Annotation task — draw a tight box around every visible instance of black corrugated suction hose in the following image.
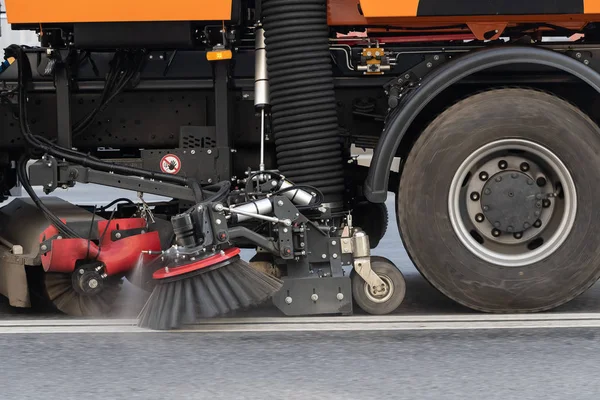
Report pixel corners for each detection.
[262,0,345,203]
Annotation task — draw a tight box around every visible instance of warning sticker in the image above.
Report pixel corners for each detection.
[160,154,182,174]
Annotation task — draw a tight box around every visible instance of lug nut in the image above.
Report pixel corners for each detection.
[534,219,542,228]
[543,199,551,208]
[520,162,530,172]
[514,232,523,239]
[475,213,485,223]
[479,172,489,181]
[470,192,480,201]
[498,160,508,170]
[537,177,547,187]
[492,229,501,237]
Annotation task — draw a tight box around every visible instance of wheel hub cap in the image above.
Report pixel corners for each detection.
[481,171,542,233]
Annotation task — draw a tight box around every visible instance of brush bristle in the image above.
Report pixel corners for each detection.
[137,258,283,330]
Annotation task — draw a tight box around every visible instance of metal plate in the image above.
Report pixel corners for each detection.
[273,276,353,317]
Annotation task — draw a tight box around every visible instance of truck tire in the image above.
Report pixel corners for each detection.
[397,88,600,312]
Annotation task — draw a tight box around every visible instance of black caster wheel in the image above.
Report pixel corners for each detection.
[351,256,406,315]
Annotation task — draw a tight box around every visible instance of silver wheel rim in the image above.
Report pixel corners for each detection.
[448,139,577,267]
[364,274,394,303]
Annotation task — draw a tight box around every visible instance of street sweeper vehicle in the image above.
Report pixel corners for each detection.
[2,0,600,328]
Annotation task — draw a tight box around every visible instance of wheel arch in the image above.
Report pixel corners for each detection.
[364,45,600,203]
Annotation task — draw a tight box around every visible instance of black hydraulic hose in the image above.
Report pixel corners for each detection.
[7,45,213,203]
[262,0,345,203]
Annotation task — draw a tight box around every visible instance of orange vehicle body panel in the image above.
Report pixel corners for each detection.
[5,0,233,24]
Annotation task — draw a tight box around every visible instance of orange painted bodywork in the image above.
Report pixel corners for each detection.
[5,0,233,24]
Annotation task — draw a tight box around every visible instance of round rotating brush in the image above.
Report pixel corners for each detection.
[137,248,283,330]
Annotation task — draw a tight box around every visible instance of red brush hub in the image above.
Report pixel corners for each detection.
[39,218,162,276]
[152,247,241,280]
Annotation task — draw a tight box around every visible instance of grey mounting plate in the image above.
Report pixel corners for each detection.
[273,276,353,317]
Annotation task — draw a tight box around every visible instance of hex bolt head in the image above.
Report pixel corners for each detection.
[115,232,122,239]
[311,294,319,302]
[514,232,523,239]
[534,220,542,228]
[543,199,551,208]
[523,222,531,229]
[479,172,489,181]
[536,201,542,208]
[277,200,284,206]
[484,188,492,195]
[321,254,327,259]
[285,296,293,305]
[470,192,480,201]
[496,176,503,182]
[475,213,485,223]
[536,194,543,200]
[492,229,501,237]
[494,221,501,228]
[527,179,534,185]
[40,244,48,251]
[331,240,337,246]
[511,173,518,179]
[207,149,213,155]
[535,210,541,217]
[498,160,508,170]
[337,293,345,301]
[332,253,338,259]
[507,226,514,232]
[79,269,85,275]
[216,219,222,225]
[88,279,98,289]
[483,205,490,211]
[520,162,530,172]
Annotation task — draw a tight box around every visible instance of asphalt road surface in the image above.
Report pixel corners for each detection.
[2,187,600,399]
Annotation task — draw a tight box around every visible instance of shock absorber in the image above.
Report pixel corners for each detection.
[255,25,269,173]
[261,0,345,204]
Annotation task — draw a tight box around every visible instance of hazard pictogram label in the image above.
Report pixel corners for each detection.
[160,154,182,174]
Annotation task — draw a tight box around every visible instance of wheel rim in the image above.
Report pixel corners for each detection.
[364,274,394,303]
[448,139,577,267]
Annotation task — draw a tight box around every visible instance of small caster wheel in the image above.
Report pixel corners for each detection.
[351,256,406,315]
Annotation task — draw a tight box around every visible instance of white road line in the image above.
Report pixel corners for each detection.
[2,313,600,333]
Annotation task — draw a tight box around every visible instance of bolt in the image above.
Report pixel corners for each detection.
[585,59,590,65]
[434,55,440,61]
[322,254,327,259]
[40,244,49,252]
[277,200,284,206]
[216,219,222,225]
[331,240,337,246]
[375,51,381,57]
[57,236,62,240]
[271,180,278,187]
[332,253,338,259]
[208,179,213,184]
[527,179,534,185]
[537,177,547,187]
[96,266,103,272]
[511,173,518,179]
[300,242,305,248]
[543,199,551,208]
[492,229,501,237]
[514,232,523,239]
[311,294,319,302]
[479,172,489,181]
[207,149,212,155]
[404,74,410,79]
[535,210,541,217]
[285,296,293,305]
[426,62,433,68]
[483,205,490,211]
[88,279,98,289]
[283,228,288,233]
[191,150,196,155]
[536,201,543,208]
[140,230,146,234]
[484,188,492,195]
[536,194,543,200]
[496,176,503,182]
[576,52,582,58]
[498,160,508,170]
[534,219,542,228]
[524,222,531,229]
[494,221,501,228]
[520,162,530,172]
[79,269,85,275]
[470,192,480,201]
[367,51,372,57]
[115,232,122,239]
[507,226,514,232]
[243,93,250,99]
[475,213,485,223]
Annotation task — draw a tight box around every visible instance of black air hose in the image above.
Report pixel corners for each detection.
[262,0,345,203]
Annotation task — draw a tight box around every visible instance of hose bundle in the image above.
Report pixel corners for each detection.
[262,0,345,203]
